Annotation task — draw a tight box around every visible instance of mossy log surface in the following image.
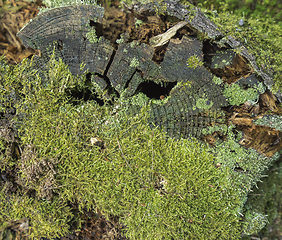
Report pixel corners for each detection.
[17,1,281,143]
[0,0,279,239]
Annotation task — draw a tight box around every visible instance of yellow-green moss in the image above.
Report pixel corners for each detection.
[0,189,73,239]
[187,55,204,69]
[0,55,242,239]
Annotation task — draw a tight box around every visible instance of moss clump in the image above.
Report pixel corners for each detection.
[0,54,242,239]
[187,55,204,69]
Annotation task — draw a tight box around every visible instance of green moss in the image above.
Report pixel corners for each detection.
[187,55,204,69]
[0,55,242,239]
[0,188,73,238]
[193,0,282,26]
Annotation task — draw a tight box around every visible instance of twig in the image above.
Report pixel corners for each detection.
[3,22,22,51]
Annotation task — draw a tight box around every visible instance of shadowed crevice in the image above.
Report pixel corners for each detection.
[137,80,177,99]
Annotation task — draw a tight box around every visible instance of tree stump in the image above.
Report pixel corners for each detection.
[17,1,282,155]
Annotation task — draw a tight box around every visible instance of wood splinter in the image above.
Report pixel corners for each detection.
[149,21,188,48]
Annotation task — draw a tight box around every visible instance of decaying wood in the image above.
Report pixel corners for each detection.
[16,1,281,157]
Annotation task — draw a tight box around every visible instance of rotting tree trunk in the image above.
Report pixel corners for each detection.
[0,0,278,238]
[16,1,282,158]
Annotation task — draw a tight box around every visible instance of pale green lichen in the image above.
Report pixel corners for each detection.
[212,76,223,85]
[253,114,282,131]
[223,83,259,106]
[256,82,266,94]
[135,18,143,28]
[86,28,100,43]
[242,211,269,235]
[242,152,282,238]
[202,124,228,135]
[194,97,213,110]
[116,33,129,45]
[211,125,273,201]
[129,57,140,68]
[130,41,139,48]
[116,38,125,44]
